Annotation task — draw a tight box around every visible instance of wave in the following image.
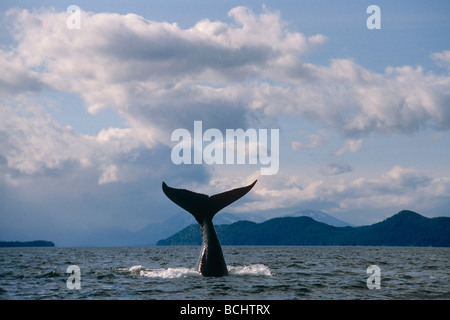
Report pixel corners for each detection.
[119,264,271,279]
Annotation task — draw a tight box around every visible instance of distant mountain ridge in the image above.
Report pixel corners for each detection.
[157,210,450,247]
[128,209,346,245]
[283,209,354,227]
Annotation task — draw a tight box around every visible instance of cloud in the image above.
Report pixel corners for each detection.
[233,166,450,224]
[0,99,138,180]
[1,6,332,181]
[431,50,450,70]
[6,7,323,88]
[0,50,43,94]
[0,101,90,176]
[291,133,326,151]
[384,166,432,189]
[1,6,447,174]
[4,7,450,144]
[333,139,362,156]
[320,162,353,176]
[3,7,325,150]
[98,164,118,184]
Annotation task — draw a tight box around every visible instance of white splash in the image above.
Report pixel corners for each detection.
[228,264,272,276]
[140,267,199,279]
[122,264,272,278]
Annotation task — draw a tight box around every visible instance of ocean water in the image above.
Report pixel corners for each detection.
[0,246,449,300]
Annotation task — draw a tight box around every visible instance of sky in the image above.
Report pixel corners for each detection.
[1,1,449,246]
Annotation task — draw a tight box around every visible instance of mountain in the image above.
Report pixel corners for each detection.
[83,210,343,246]
[283,209,354,227]
[0,240,55,247]
[157,210,450,247]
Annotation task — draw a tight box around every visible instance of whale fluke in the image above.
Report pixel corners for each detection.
[162,180,257,223]
[162,180,257,277]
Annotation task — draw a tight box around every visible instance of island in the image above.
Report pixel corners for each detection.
[0,240,55,247]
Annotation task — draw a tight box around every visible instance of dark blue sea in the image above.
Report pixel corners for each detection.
[0,246,449,300]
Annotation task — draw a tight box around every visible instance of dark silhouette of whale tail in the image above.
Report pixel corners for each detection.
[162,180,257,224]
[162,180,257,277]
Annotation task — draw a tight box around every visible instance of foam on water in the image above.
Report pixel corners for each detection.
[228,264,272,276]
[141,267,199,279]
[122,264,272,278]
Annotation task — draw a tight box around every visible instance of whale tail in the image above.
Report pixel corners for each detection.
[162,180,257,224]
[162,180,257,277]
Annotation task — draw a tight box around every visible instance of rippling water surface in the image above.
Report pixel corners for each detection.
[0,246,449,300]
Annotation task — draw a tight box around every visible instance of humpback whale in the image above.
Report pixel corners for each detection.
[162,180,257,277]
